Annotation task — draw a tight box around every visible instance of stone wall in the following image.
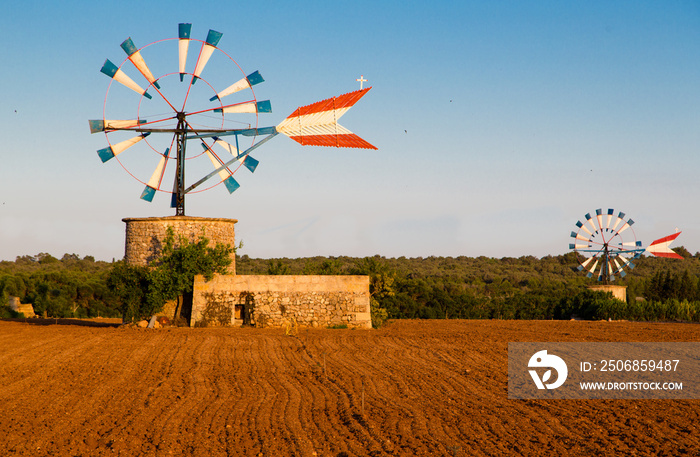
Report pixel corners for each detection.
[589,285,627,302]
[123,216,237,274]
[191,275,371,329]
[8,296,35,318]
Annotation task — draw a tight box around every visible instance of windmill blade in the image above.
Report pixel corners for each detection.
[140,148,170,202]
[170,176,178,208]
[210,71,264,101]
[89,119,146,134]
[97,133,150,162]
[214,100,272,114]
[178,23,192,81]
[617,255,635,272]
[100,59,152,99]
[616,219,634,235]
[202,142,240,193]
[276,87,377,149]
[613,255,628,278]
[595,209,604,232]
[595,259,609,281]
[570,231,589,242]
[584,213,598,235]
[645,232,683,259]
[211,138,259,172]
[121,38,160,89]
[604,208,614,230]
[612,256,625,275]
[610,211,625,232]
[587,259,599,278]
[606,261,615,281]
[576,220,593,236]
[578,256,596,271]
[191,29,222,84]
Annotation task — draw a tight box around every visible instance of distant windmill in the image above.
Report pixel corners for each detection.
[569,208,682,284]
[90,23,376,216]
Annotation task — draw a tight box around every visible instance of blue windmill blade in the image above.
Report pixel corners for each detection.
[178,23,192,82]
[89,119,146,134]
[96,133,150,162]
[191,29,223,84]
[210,71,265,101]
[140,148,170,202]
[121,37,161,89]
[201,142,241,194]
[214,100,272,114]
[100,59,151,99]
[243,155,259,173]
[211,137,259,173]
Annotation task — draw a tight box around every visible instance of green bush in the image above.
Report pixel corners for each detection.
[106,228,233,322]
[0,305,22,319]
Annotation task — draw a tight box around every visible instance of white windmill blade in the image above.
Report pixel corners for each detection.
[97,133,150,162]
[89,119,146,133]
[604,208,614,230]
[210,71,264,101]
[140,148,170,202]
[644,231,683,259]
[570,231,589,242]
[201,142,240,193]
[603,261,614,281]
[612,256,624,273]
[577,256,596,271]
[614,255,631,277]
[587,259,599,278]
[121,38,160,89]
[178,23,191,81]
[616,218,634,235]
[191,29,222,84]
[617,255,632,269]
[583,213,597,235]
[214,100,272,114]
[100,59,151,99]
[576,220,593,236]
[595,208,605,232]
[212,137,239,155]
[211,138,259,173]
[610,211,625,231]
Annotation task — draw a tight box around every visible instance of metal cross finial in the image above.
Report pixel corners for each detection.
[356,74,367,89]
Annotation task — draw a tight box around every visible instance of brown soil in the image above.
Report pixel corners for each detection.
[1,319,699,456]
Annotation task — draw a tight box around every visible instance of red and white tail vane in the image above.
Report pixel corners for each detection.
[276,87,377,150]
[645,231,684,259]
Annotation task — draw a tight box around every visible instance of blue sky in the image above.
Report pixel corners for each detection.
[1,1,699,261]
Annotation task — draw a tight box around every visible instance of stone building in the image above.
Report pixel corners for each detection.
[123,216,371,329]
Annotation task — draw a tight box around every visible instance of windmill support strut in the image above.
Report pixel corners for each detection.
[185,131,279,194]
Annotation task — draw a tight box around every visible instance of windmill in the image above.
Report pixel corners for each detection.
[90,24,376,216]
[569,208,682,284]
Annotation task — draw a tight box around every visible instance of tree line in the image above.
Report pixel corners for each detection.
[3,246,700,323]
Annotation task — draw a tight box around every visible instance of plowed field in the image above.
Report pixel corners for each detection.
[1,319,699,456]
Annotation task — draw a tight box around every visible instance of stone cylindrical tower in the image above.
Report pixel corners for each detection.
[123,216,237,274]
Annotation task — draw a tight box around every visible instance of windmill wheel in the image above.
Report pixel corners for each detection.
[90,24,269,214]
[569,208,644,283]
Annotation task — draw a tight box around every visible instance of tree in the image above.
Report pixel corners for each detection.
[147,228,233,322]
[352,256,395,328]
[267,259,291,275]
[107,228,233,323]
[106,262,151,322]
